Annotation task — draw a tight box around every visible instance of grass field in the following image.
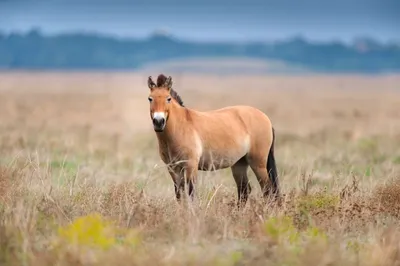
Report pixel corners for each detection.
[1,72,400,265]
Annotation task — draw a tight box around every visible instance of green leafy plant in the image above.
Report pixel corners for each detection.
[55,213,140,250]
[296,193,340,212]
[262,215,329,259]
[213,251,243,266]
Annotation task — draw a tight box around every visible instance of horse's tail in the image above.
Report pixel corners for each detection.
[267,126,280,197]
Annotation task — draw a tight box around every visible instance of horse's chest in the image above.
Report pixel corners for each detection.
[158,143,188,164]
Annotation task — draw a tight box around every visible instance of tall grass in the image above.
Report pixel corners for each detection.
[1,72,400,265]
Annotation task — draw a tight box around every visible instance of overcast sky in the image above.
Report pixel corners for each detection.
[0,0,399,43]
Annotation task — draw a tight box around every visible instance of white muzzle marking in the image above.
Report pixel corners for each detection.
[153,112,166,120]
[152,112,167,132]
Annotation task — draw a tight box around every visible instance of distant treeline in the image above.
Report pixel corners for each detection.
[0,29,399,73]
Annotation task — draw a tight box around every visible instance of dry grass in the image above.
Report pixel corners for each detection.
[1,72,400,265]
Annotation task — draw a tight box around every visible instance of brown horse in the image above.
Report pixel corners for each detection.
[147,74,280,206]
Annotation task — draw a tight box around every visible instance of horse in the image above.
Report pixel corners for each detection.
[146,74,280,207]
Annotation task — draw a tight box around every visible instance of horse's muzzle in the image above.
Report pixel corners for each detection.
[153,117,166,132]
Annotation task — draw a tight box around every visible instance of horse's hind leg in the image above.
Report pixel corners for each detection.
[248,155,279,202]
[231,157,251,207]
[248,127,280,202]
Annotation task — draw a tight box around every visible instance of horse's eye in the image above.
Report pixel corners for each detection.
[167,97,172,103]
[148,97,153,102]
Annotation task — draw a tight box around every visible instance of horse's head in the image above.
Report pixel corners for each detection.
[147,74,174,132]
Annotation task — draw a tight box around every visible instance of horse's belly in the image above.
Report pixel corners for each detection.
[196,133,250,171]
[197,152,243,171]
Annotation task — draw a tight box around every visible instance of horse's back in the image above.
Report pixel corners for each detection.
[193,105,273,139]
[209,105,272,132]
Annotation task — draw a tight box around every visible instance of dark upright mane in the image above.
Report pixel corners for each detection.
[156,74,168,87]
[156,74,185,107]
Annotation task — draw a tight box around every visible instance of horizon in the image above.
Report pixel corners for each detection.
[0,0,399,44]
[1,27,398,46]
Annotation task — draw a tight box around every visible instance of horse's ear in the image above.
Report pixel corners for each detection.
[164,76,173,91]
[148,76,156,90]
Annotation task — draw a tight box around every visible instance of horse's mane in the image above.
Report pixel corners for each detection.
[156,74,185,107]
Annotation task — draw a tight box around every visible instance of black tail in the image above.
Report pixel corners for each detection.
[267,127,280,197]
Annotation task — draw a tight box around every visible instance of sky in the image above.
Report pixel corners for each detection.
[0,0,399,43]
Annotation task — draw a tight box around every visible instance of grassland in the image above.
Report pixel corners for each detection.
[1,72,400,265]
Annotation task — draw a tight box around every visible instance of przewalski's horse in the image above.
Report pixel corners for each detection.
[147,74,280,206]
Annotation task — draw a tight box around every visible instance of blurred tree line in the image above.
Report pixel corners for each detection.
[0,29,399,73]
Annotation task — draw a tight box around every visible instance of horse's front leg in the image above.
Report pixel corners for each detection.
[167,165,184,202]
[184,160,198,200]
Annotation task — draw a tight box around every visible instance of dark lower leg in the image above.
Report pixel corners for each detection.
[187,179,194,199]
[237,181,251,207]
[174,181,184,201]
[168,167,184,202]
[231,159,251,207]
[184,163,197,201]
